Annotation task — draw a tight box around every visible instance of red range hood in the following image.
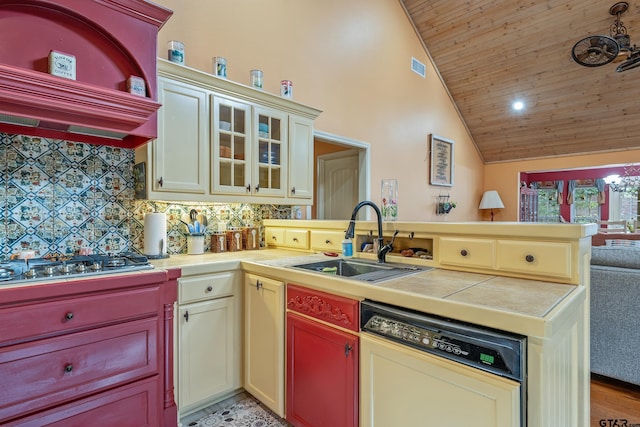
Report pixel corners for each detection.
[0,0,172,148]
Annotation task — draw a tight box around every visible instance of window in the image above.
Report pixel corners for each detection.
[608,188,638,222]
[571,187,600,223]
[536,188,560,222]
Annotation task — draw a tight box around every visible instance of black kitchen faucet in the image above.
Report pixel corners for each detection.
[344,201,396,263]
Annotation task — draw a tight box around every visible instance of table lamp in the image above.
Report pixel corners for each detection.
[479,190,504,221]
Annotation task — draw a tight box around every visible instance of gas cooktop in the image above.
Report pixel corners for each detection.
[0,252,154,285]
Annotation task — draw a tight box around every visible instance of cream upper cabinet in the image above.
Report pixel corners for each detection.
[136,59,321,205]
[252,106,288,198]
[211,95,251,195]
[138,76,208,197]
[288,115,314,200]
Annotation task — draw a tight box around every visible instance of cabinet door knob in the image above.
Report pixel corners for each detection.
[184,311,189,322]
[525,254,535,263]
[255,184,260,192]
[246,184,251,192]
[64,312,74,321]
[344,343,353,357]
[206,285,213,292]
[256,280,262,290]
[64,364,73,373]
[158,176,163,187]
[291,186,296,195]
[460,249,468,257]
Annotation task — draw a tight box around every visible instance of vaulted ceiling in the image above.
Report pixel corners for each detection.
[402,0,640,164]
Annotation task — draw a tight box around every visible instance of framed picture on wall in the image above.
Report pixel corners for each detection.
[429,134,454,186]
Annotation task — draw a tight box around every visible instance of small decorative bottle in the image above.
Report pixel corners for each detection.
[381,179,398,221]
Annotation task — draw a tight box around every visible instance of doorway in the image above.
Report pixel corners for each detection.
[313,131,369,220]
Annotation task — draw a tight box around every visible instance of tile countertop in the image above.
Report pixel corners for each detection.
[150,249,585,340]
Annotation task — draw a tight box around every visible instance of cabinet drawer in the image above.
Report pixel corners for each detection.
[179,271,235,304]
[12,376,159,427]
[285,229,309,249]
[310,230,343,252]
[439,237,495,269]
[496,240,572,279]
[0,318,158,422]
[265,228,285,247]
[286,284,359,332]
[0,286,159,346]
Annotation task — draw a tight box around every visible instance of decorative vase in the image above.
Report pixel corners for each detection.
[381,179,398,221]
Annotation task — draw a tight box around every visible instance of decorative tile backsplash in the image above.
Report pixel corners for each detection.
[0,133,291,258]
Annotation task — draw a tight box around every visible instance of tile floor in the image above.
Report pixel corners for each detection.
[180,392,291,427]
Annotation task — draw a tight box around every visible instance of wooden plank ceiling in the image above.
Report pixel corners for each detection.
[402,0,640,163]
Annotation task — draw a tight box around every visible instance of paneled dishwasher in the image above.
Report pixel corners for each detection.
[360,300,527,427]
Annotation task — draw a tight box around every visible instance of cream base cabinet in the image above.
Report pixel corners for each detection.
[244,274,285,417]
[136,76,209,198]
[177,272,241,415]
[360,333,521,427]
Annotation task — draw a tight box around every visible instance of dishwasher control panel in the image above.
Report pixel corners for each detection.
[361,300,526,382]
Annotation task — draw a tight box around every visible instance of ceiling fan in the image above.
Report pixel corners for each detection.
[571,2,640,72]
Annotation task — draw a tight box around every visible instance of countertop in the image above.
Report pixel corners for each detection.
[150,249,585,339]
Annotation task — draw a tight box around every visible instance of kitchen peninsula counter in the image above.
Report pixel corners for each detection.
[153,220,594,426]
[151,250,583,339]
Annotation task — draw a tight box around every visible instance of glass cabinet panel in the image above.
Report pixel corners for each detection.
[254,110,286,196]
[213,96,251,194]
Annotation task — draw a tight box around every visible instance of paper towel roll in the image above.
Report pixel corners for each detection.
[144,212,167,256]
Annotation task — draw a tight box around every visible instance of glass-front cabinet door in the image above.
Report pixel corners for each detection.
[212,95,251,195]
[253,107,287,197]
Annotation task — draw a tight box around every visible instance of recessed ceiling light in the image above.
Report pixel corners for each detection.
[512,101,525,111]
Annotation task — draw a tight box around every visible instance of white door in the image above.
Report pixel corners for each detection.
[360,333,521,427]
[318,150,359,219]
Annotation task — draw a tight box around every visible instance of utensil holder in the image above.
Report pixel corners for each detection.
[187,234,204,255]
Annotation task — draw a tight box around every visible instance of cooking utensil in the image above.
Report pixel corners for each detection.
[189,209,198,223]
[197,214,208,233]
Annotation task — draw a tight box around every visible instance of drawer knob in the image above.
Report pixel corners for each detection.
[525,254,535,263]
[460,249,468,257]
[64,312,74,321]
[64,364,73,373]
[206,286,213,292]
[293,237,298,242]
[325,239,331,244]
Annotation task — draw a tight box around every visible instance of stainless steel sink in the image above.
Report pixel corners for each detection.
[290,258,427,283]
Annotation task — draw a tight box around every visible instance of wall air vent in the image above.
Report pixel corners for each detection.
[411,57,426,78]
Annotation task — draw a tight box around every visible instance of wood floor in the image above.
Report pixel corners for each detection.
[591,375,640,427]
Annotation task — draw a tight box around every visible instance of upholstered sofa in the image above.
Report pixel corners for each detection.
[590,246,640,386]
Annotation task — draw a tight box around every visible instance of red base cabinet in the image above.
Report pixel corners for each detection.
[0,270,179,427]
[286,285,359,427]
